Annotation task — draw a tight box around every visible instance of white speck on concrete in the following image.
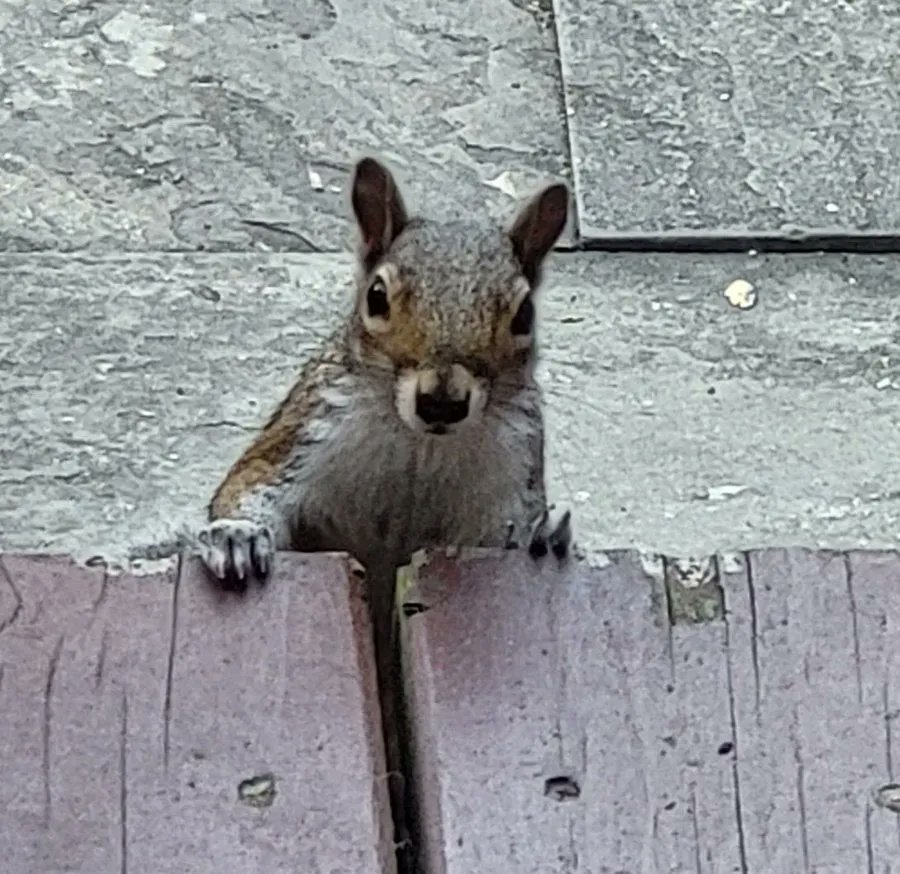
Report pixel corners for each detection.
[724,279,757,310]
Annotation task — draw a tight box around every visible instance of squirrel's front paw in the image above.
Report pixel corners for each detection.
[504,506,573,561]
[197,519,274,590]
[527,505,572,561]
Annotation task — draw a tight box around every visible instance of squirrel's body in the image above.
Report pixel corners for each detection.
[209,320,546,575]
[196,158,571,860]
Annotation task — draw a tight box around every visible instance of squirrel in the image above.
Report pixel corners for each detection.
[196,156,573,593]
[192,156,573,861]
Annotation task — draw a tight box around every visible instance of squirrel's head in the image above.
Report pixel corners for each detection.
[348,156,568,436]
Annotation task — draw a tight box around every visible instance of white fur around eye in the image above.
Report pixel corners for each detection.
[360,265,398,334]
[510,294,535,349]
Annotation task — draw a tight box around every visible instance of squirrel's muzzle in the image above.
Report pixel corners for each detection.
[396,363,487,435]
[415,387,471,432]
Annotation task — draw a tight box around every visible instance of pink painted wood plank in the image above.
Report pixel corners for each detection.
[402,547,900,872]
[726,549,900,873]
[400,548,742,873]
[0,552,394,874]
[847,551,900,859]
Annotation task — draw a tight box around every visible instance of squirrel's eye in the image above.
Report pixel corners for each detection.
[510,296,534,336]
[366,278,390,319]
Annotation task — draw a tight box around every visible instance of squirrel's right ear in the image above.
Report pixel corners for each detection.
[351,157,409,272]
[508,183,568,285]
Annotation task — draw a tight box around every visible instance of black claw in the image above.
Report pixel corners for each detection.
[551,538,568,560]
[549,510,572,560]
[250,539,270,580]
[218,570,249,593]
[529,537,548,559]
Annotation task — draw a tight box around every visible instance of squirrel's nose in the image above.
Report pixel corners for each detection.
[415,388,471,430]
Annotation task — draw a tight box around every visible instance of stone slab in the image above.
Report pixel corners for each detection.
[2,251,898,563]
[556,0,900,237]
[0,552,394,873]
[0,0,569,253]
[399,547,900,872]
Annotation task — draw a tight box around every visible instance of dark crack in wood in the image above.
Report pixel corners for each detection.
[92,568,111,614]
[792,715,811,873]
[163,552,182,769]
[690,787,703,874]
[651,553,677,684]
[43,635,64,827]
[843,554,864,705]
[723,602,750,874]
[885,681,900,847]
[865,802,875,874]
[744,552,762,721]
[0,557,23,635]
[120,690,128,874]
[95,625,108,690]
[885,680,894,779]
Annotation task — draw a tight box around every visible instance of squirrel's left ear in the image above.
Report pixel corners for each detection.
[351,157,409,272]
[508,183,568,285]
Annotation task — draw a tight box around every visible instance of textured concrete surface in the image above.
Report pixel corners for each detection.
[2,252,899,564]
[400,547,900,873]
[0,0,569,252]
[556,0,900,237]
[0,552,394,874]
[2,252,899,563]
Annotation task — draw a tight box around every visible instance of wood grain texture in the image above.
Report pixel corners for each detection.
[400,549,740,873]
[726,549,900,873]
[400,547,900,873]
[0,552,395,874]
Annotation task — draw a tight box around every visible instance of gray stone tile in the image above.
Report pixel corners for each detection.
[1,251,899,564]
[0,0,568,252]
[557,1,900,236]
[542,251,900,555]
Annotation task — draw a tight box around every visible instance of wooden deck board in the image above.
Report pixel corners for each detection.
[2,546,897,872]
[0,553,395,874]
[400,548,900,873]
[725,549,900,871]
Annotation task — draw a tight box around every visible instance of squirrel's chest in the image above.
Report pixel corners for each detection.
[299,399,541,562]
